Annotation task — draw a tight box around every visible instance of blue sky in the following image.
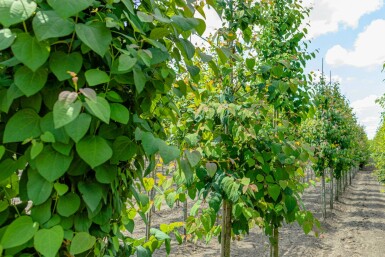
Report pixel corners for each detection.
[197,0,385,139]
[304,0,385,138]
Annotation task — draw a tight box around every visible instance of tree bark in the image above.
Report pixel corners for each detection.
[221,200,232,257]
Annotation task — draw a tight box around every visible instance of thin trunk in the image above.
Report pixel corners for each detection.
[335,178,339,201]
[146,190,152,240]
[221,200,232,257]
[183,196,188,240]
[330,170,334,209]
[321,173,326,219]
[270,225,279,257]
[349,169,352,185]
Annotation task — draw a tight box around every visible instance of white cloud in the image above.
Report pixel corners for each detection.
[325,19,385,68]
[304,0,383,38]
[351,95,382,139]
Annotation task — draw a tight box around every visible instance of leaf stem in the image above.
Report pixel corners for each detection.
[23,21,28,33]
[68,15,79,53]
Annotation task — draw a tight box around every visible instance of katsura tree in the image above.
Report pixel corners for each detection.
[0,0,207,256]
[303,79,369,214]
[174,1,319,257]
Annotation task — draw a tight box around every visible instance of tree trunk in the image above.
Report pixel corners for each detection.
[321,173,326,219]
[335,178,339,201]
[183,195,188,240]
[221,200,232,257]
[270,226,279,257]
[330,170,334,209]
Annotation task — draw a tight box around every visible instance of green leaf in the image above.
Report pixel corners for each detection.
[185,150,201,167]
[11,33,50,71]
[33,10,74,41]
[136,246,151,257]
[14,66,48,97]
[57,192,81,217]
[53,99,82,129]
[216,47,229,64]
[54,183,69,196]
[0,216,38,249]
[158,141,179,164]
[110,103,130,124]
[137,11,153,23]
[69,232,96,255]
[40,131,55,143]
[35,146,73,182]
[49,51,83,81]
[76,136,112,168]
[84,96,110,124]
[64,113,91,143]
[94,164,117,184]
[0,28,16,50]
[111,55,137,74]
[3,109,41,143]
[31,199,52,224]
[178,38,195,60]
[31,141,44,159]
[47,0,93,18]
[111,136,137,164]
[27,169,53,205]
[0,145,5,160]
[206,162,217,177]
[221,177,240,202]
[0,158,17,181]
[171,15,199,31]
[141,132,159,155]
[75,23,112,57]
[78,181,103,212]
[180,159,193,184]
[150,28,170,39]
[0,0,37,27]
[268,184,281,202]
[133,67,146,93]
[85,69,110,86]
[34,226,64,257]
[285,195,297,213]
[150,228,170,240]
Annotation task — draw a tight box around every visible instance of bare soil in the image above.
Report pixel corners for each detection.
[136,169,385,257]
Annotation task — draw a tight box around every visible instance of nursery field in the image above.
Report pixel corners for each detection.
[144,168,385,257]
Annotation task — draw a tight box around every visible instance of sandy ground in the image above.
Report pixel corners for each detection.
[135,169,385,257]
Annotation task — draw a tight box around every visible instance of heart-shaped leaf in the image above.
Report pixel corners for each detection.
[64,113,92,143]
[69,232,96,255]
[49,51,82,81]
[3,109,41,143]
[35,146,73,182]
[11,33,50,71]
[0,28,16,50]
[0,0,37,27]
[84,96,110,124]
[0,216,38,249]
[78,181,103,212]
[76,136,112,168]
[75,23,112,57]
[57,192,81,217]
[47,0,94,18]
[34,226,64,257]
[33,10,74,41]
[14,66,48,97]
[53,99,82,129]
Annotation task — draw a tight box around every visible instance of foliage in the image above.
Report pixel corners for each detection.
[301,80,369,178]
[0,0,206,255]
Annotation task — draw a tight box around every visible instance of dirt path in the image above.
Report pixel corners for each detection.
[151,169,385,256]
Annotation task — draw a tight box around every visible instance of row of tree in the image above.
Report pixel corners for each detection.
[0,0,369,256]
